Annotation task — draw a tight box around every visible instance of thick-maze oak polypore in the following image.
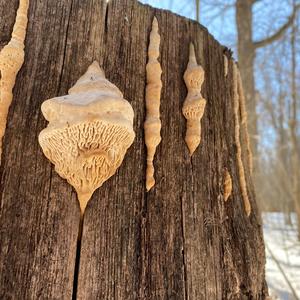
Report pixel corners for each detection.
[182,43,206,156]
[224,170,232,202]
[144,17,162,192]
[0,0,29,162]
[38,61,135,215]
[232,61,251,216]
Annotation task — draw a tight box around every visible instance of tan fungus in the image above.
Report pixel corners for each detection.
[232,61,251,216]
[0,0,29,161]
[224,54,228,77]
[144,17,162,191]
[182,42,206,156]
[237,68,253,175]
[224,170,232,202]
[39,61,135,215]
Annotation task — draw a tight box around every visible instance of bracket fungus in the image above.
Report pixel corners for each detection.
[0,0,29,161]
[182,43,206,156]
[39,61,135,216]
[144,17,162,191]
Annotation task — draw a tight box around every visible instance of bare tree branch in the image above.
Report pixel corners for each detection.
[196,0,200,22]
[266,244,300,300]
[253,4,300,48]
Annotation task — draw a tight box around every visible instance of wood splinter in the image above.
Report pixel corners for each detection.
[182,43,206,156]
[144,17,162,191]
[0,0,29,162]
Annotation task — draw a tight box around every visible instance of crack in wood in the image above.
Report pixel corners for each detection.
[72,232,83,300]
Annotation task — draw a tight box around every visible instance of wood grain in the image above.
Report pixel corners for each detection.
[0,0,268,299]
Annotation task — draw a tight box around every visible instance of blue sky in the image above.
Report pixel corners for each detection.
[139,0,237,52]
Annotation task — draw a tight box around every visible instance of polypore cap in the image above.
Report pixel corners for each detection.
[39,61,135,215]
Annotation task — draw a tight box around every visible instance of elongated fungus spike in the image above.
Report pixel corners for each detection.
[182,42,206,156]
[224,170,232,202]
[39,61,135,216]
[152,16,158,29]
[78,193,92,216]
[189,43,197,65]
[0,0,29,162]
[224,54,228,77]
[144,17,162,191]
[237,69,253,175]
[232,61,251,216]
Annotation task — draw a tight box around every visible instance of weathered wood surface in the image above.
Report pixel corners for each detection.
[0,0,80,299]
[0,0,268,299]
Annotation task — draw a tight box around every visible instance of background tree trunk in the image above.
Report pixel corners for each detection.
[235,0,299,179]
[0,0,268,299]
[289,1,300,240]
[236,0,258,167]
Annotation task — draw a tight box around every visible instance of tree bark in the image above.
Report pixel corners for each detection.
[0,0,268,299]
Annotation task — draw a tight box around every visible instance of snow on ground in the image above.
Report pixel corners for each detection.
[263,213,300,300]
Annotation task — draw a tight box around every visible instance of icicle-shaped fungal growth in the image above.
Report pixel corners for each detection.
[224,54,228,77]
[237,69,253,175]
[39,61,135,216]
[224,170,232,202]
[182,43,206,156]
[0,0,29,161]
[232,62,251,216]
[144,17,162,191]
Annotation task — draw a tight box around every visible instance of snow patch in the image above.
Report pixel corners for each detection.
[263,213,300,299]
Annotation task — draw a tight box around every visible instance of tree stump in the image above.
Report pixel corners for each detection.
[0,0,268,299]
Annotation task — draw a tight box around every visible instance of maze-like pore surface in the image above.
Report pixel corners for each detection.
[39,120,134,195]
